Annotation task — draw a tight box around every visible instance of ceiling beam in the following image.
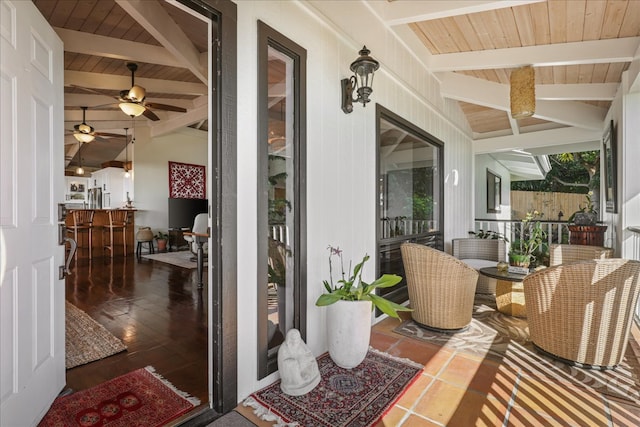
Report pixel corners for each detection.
[54,27,183,68]
[438,72,607,130]
[116,0,207,84]
[376,0,544,26]
[65,70,207,95]
[473,127,602,154]
[150,104,208,138]
[428,38,640,71]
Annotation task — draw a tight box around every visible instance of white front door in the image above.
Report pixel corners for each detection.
[0,1,65,425]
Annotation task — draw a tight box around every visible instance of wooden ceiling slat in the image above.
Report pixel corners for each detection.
[423,19,461,54]
[583,1,607,40]
[604,62,626,83]
[565,64,579,84]
[591,63,610,83]
[620,0,640,37]
[78,0,114,34]
[451,15,485,51]
[530,1,551,45]
[512,4,536,46]
[33,0,56,20]
[552,65,566,84]
[64,0,99,31]
[460,102,511,133]
[440,18,472,53]
[537,66,554,85]
[467,14,496,50]
[602,1,630,39]
[481,10,510,49]
[548,0,567,44]
[565,0,586,43]
[577,63,595,84]
[48,0,79,28]
[495,8,521,47]
[408,23,439,55]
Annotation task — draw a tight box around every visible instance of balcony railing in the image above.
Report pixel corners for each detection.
[473,219,571,248]
[628,226,640,323]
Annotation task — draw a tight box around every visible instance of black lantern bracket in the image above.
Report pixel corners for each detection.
[341,46,380,114]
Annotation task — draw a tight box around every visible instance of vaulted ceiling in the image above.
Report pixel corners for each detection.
[35,0,640,174]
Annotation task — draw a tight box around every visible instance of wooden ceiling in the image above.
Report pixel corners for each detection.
[390,0,640,141]
[33,0,640,173]
[33,0,209,173]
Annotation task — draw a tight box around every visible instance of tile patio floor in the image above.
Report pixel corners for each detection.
[236,314,640,427]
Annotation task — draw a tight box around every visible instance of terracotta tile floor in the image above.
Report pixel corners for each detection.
[237,313,640,427]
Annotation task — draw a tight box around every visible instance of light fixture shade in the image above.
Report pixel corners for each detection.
[75,166,84,175]
[127,85,146,102]
[341,46,380,113]
[73,132,95,143]
[510,65,535,119]
[119,102,146,117]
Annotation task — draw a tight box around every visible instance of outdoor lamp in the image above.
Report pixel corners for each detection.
[119,102,145,117]
[341,46,380,114]
[510,65,535,119]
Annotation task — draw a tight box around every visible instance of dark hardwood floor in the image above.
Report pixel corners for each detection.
[64,253,209,409]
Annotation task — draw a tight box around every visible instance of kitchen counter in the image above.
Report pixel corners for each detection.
[66,208,137,258]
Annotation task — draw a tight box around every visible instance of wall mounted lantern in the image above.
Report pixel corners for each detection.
[341,46,380,114]
[510,65,535,119]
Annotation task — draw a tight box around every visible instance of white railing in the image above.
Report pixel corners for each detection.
[270,224,289,246]
[628,226,640,324]
[474,219,571,248]
[380,219,438,239]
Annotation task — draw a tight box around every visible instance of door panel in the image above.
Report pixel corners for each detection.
[0,1,65,425]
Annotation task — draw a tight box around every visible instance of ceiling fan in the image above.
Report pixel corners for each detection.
[75,62,187,121]
[66,106,124,144]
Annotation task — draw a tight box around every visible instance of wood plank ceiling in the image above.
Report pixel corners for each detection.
[390,0,640,143]
[34,0,640,172]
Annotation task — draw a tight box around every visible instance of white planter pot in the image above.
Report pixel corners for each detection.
[326,300,372,369]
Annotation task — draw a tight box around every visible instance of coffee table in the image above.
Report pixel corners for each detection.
[479,267,529,318]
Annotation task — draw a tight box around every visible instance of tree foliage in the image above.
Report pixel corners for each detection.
[511,150,600,195]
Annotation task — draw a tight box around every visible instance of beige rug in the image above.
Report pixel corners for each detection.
[142,250,206,269]
[66,301,126,369]
[394,295,640,405]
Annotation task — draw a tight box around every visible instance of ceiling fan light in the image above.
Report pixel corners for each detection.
[119,102,146,117]
[75,166,84,175]
[128,85,146,102]
[73,132,95,143]
[510,65,535,119]
[76,123,93,134]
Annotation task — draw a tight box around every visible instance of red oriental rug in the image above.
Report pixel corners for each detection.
[243,348,422,427]
[39,366,199,427]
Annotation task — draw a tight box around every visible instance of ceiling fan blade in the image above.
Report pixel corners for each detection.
[144,102,187,113]
[70,85,120,101]
[94,131,126,138]
[142,108,160,121]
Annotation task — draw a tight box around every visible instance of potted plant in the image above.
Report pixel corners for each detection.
[155,231,169,252]
[509,210,546,269]
[569,191,598,226]
[315,246,411,368]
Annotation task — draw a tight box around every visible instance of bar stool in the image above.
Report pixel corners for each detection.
[103,210,129,258]
[67,210,94,259]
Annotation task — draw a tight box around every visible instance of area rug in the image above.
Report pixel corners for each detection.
[243,348,422,427]
[39,366,200,427]
[141,250,206,269]
[393,295,640,404]
[66,301,126,369]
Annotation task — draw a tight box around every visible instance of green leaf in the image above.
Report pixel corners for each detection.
[368,294,412,319]
[369,274,402,289]
[315,293,342,306]
[322,280,332,293]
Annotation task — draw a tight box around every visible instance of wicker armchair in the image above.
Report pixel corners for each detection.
[401,243,479,332]
[523,259,640,368]
[549,243,613,266]
[452,238,506,294]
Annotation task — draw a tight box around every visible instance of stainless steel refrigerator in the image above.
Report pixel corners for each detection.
[88,187,102,209]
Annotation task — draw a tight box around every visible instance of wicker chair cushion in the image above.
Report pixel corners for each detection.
[460,259,497,270]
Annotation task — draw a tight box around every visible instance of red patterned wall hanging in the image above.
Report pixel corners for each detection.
[168,161,206,199]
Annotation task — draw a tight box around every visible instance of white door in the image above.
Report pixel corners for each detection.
[0,1,66,425]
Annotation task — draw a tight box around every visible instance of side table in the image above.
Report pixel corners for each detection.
[479,267,529,318]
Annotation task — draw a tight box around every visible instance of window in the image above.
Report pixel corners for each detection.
[486,169,501,213]
[257,22,307,378]
[376,105,444,306]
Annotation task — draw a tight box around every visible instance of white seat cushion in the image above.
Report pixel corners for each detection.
[461,258,498,270]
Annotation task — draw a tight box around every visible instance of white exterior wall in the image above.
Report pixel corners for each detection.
[132,127,207,235]
[236,1,474,400]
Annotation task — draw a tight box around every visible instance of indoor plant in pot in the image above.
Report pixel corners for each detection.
[569,191,598,226]
[155,231,169,252]
[315,246,411,369]
[509,210,546,270]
